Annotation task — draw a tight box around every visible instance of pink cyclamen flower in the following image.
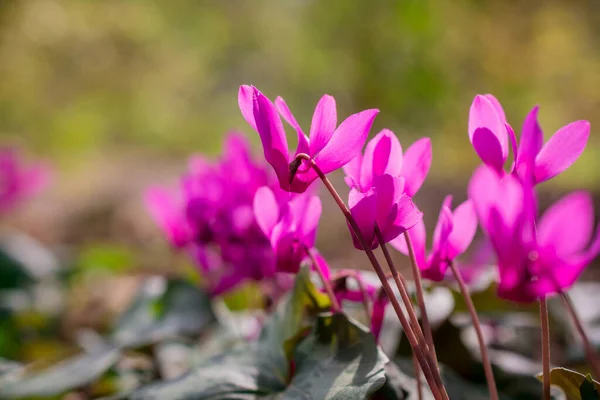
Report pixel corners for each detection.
[253,186,322,273]
[343,129,432,197]
[348,174,423,250]
[0,148,50,214]
[239,85,379,193]
[391,195,477,281]
[468,94,590,183]
[469,165,600,302]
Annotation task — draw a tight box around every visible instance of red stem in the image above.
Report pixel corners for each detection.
[412,352,424,400]
[540,297,551,400]
[404,232,439,367]
[449,261,498,400]
[561,292,600,379]
[293,153,448,400]
[331,270,372,320]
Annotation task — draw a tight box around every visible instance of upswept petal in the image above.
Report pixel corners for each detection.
[401,137,432,197]
[447,200,478,260]
[360,130,403,190]
[298,195,322,246]
[342,154,363,188]
[314,109,379,174]
[348,187,377,249]
[253,186,280,237]
[309,94,337,156]
[373,174,404,227]
[516,106,543,180]
[238,85,257,131]
[386,194,423,242]
[507,123,518,167]
[472,128,505,172]
[432,205,453,255]
[484,94,507,124]
[275,96,310,155]
[537,191,593,258]
[534,120,590,183]
[468,95,508,161]
[252,89,290,187]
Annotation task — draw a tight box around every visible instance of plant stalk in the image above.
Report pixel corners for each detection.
[560,292,600,379]
[404,232,438,366]
[293,153,448,400]
[540,297,551,400]
[449,261,498,400]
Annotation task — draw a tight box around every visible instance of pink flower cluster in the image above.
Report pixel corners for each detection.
[146,86,597,318]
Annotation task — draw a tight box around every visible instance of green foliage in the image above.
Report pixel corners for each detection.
[537,368,600,400]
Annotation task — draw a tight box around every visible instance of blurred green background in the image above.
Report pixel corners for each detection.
[1,0,599,259]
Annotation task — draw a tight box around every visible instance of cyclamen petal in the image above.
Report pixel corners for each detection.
[238,85,257,131]
[253,186,280,237]
[390,220,427,268]
[275,96,310,156]
[446,200,478,260]
[360,129,403,189]
[309,95,337,156]
[517,106,543,169]
[468,95,509,164]
[401,138,432,197]
[348,188,378,249]
[537,191,594,258]
[472,128,505,172]
[144,186,192,248]
[314,109,379,174]
[534,120,590,184]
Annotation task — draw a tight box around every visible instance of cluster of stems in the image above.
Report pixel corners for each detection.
[293,153,600,400]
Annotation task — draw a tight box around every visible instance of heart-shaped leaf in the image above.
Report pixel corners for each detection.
[537,368,600,400]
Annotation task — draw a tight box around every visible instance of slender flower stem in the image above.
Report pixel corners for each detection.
[404,232,438,366]
[540,297,551,400]
[449,261,499,400]
[304,245,341,313]
[375,228,437,363]
[331,270,372,320]
[293,153,448,400]
[560,292,600,379]
[412,352,423,400]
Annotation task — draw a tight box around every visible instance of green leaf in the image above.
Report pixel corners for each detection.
[118,269,386,400]
[112,277,217,348]
[0,346,121,399]
[536,367,600,400]
[581,375,600,400]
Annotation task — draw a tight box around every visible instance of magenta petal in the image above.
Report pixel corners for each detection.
[370,293,388,341]
[253,186,280,237]
[252,89,291,187]
[309,94,337,156]
[432,205,453,254]
[538,191,594,258]
[447,200,478,260]
[507,123,518,169]
[298,195,323,246]
[384,194,423,243]
[516,106,543,179]
[311,251,331,281]
[275,96,310,155]
[401,137,432,197]
[469,95,508,161]
[342,154,363,188]
[534,120,590,184]
[314,109,379,174]
[349,188,377,249]
[144,186,192,248]
[484,94,507,124]
[361,130,403,189]
[238,85,257,131]
[472,128,505,172]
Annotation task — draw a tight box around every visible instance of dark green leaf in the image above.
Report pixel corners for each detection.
[537,367,600,400]
[580,375,600,400]
[0,345,120,399]
[112,278,217,348]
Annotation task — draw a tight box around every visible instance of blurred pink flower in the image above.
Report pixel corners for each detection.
[468,94,590,183]
[239,85,379,193]
[391,195,477,281]
[469,165,600,302]
[253,186,322,274]
[0,148,50,214]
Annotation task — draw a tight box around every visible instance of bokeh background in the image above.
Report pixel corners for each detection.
[2,0,600,272]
